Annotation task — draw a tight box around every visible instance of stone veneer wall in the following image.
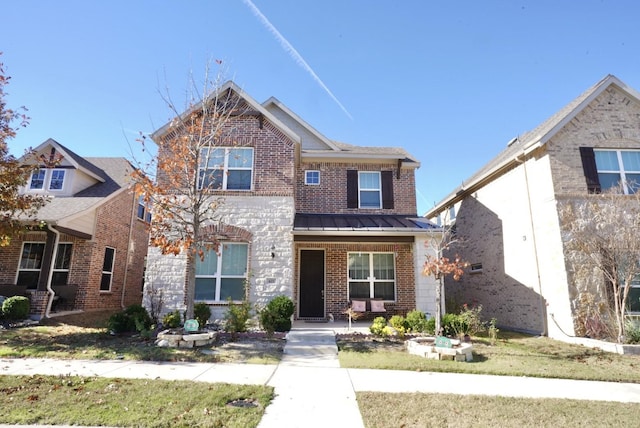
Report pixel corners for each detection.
[143,195,295,322]
[414,235,441,319]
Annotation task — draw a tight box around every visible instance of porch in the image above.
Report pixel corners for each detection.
[0,284,79,315]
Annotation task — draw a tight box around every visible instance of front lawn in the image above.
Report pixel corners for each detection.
[338,331,640,383]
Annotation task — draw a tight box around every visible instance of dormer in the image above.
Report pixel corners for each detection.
[21,139,107,197]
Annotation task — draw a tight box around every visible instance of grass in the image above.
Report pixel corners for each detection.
[357,392,640,428]
[338,330,640,383]
[0,310,283,364]
[0,374,273,428]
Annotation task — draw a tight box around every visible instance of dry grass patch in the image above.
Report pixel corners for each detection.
[357,392,640,428]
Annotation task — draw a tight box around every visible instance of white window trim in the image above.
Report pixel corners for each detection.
[29,170,46,190]
[347,251,396,301]
[304,170,321,185]
[52,243,73,284]
[48,169,66,191]
[28,168,66,192]
[136,195,152,222]
[594,149,640,194]
[195,242,248,303]
[198,147,254,191]
[358,171,382,209]
[100,247,116,292]
[16,242,46,287]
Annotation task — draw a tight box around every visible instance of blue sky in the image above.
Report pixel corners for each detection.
[3,0,640,214]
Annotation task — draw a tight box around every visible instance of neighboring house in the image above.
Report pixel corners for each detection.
[0,139,149,319]
[144,81,440,323]
[426,75,640,339]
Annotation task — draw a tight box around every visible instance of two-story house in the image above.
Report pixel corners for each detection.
[144,82,440,323]
[426,75,640,341]
[0,139,149,319]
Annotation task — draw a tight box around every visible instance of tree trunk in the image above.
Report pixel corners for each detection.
[184,251,196,320]
[435,275,443,336]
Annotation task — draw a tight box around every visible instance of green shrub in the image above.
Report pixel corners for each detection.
[194,303,211,330]
[625,318,640,344]
[441,312,460,337]
[369,316,388,336]
[389,315,407,338]
[224,299,252,336]
[108,305,153,334]
[162,310,182,329]
[425,317,436,335]
[405,310,428,333]
[2,296,30,320]
[259,295,295,334]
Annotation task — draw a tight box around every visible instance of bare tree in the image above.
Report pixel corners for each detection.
[422,220,468,335]
[560,184,640,342]
[130,60,248,319]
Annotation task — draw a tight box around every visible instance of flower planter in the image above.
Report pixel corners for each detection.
[405,336,474,362]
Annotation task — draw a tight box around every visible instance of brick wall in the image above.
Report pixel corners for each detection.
[296,161,417,214]
[293,241,416,320]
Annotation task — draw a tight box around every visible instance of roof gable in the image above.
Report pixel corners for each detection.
[26,138,107,183]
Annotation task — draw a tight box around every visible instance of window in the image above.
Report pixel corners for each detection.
[29,170,46,190]
[52,243,72,286]
[17,242,46,288]
[49,169,65,190]
[594,149,640,194]
[305,170,320,185]
[198,147,253,190]
[470,263,483,274]
[100,247,115,291]
[359,172,382,208]
[348,252,395,300]
[195,243,248,302]
[137,195,152,222]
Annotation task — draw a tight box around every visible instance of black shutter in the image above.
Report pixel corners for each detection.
[579,147,601,194]
[347,170,358,208]
[381,171,394,209]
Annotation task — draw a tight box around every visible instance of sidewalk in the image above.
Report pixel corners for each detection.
[2,321,640,428]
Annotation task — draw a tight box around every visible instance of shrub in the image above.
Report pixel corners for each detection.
[259,295,295,334]
[625,318,640,344]
[2,296,30,320]
[224,299,252,337]
[425,317,436,335]
[162,310,182,329]
[389,315,407,338]
[194,303,211,330]
[458,304,485,336]
[369,316,388,336]
[488,317,500,345]
[108,304,152,334]
[441,312,460,337]
[405,309,428,333]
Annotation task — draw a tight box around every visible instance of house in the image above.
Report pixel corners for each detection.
[144,81,441,323]
[0,139,149,319]
[426,75,640,340]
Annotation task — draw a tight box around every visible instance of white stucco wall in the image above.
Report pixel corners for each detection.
[143,195,295,322]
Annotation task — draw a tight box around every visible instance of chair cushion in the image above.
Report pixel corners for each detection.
[351,300,366,312]
[370,300,386,312]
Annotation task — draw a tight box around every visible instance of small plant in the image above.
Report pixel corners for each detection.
[625,318,640,344]
[259,295,295,335]
[108,304,153,334]
[488,317,500,345]
[389,315,407,338]
[224,298,252,338]
[193,302,211,330]
[1,296,30,320]
[369,316,388,336]
[405,309,428,333]
[425,317,436,335]
[162,310,182,329]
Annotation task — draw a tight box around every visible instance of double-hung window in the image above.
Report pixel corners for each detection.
[198,147,253,190]
[49,170,66,190]
[594,149,640,194]
[52,243,72,286]
[17,242,46,288]
[358,172,382,208]
[28,169,66,191]
[100,247,115,291]
[136,195,152,222]
[195,243,248,302]
[347,252,396,300]
[29,170,46,190]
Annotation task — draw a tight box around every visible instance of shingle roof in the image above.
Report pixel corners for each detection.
[294,213,438,233]
[329,141,419,163]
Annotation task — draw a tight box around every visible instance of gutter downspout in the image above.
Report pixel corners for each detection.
[44,223,61,318]
[121,191,137,309]
[518,152,549,336]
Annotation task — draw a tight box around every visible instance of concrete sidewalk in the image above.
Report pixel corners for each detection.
[3,321,640,428]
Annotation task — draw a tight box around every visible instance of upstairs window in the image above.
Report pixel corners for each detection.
[198,147,253,190]
[581,147,640,194]
[28,169,66,191]
[195,242,248,302]
[359,172,382,208]
[137,195,152,223]
[347,170,394,209]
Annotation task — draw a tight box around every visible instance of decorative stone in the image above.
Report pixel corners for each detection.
[405,337,473,362]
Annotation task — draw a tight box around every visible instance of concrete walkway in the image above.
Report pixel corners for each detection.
[3,321,640,428]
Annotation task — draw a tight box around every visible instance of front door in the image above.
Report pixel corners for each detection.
[299,249,325,318]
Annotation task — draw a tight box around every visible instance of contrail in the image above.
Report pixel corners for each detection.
[242,0,353,120]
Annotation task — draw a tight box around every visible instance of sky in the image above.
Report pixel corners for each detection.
[3,0,640,215]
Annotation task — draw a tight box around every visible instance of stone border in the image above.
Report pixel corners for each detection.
[156,330,218,348]
[405,337,474,362]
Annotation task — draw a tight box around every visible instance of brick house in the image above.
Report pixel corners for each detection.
[144,82,440,323]
[0,139,149,318]
[426,75,640,340]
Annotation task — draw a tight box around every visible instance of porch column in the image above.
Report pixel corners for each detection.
[37,228,56,291]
